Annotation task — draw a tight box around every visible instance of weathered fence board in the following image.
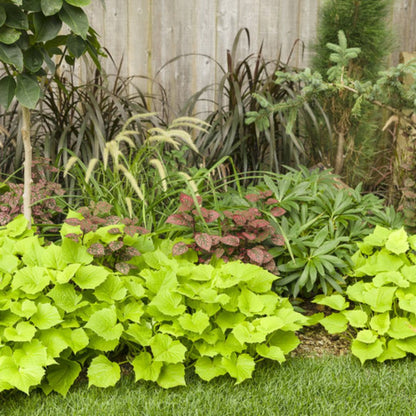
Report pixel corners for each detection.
[83,0,416,115]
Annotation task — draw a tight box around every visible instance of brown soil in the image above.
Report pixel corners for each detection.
[290,300,352,357]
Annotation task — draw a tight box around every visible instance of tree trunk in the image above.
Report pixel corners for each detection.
[334,129,345,175]
[21,106,32,228]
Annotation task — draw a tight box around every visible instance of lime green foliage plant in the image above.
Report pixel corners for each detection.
[0,214,307,395]
[263,167,402,297]
[314,225,416,364]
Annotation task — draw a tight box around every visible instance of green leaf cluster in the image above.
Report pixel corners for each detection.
[263,167,402,297]
[0,214,306,395]
[315,226,416,364]
[0,0,101,109]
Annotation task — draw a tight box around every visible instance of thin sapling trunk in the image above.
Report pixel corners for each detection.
[21,106,32,228]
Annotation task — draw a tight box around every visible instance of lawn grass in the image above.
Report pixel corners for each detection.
[1,355,416,416]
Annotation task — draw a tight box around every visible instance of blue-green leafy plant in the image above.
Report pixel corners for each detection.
[0,214,307,395]
[314,225,416,364]
[263,167,403,297]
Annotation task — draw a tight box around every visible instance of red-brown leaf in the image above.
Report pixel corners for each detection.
[271,207,286,217]
[245,193,260,202]
[271,234,285,246]
[166,213,192,227]
[195,233,213,252]
[172,241,190,256]
[220,235,240,247]
[247,247,265,264]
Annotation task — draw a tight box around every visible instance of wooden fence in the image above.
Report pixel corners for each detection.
[84,0,416,115]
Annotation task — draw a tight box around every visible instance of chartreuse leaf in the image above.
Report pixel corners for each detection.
[215,311,246,332]
[253,316,285,334]
[14,340,49,368]
[370,312,390,335]
[31,303,62,329]
[237,288,264,316]
[132,352,162,382]
[355,249,403,276]
[12,266,50,294]
[46,358,81,397]
[256,344,286,363]
[398,293,416,314]
[56,263,81,284]
[10,299,37,318]
[141,268,177,294]
[3,321,36,342]
[73,265,109,289]
[342,309,368,328]
[385,228,409,255]
[158,321,185,338]
[346,281,368,303]
[0,355,44,394]
[377,339,407,362]
[94,274,127,303]
[232,322,268,344]
[319,313,348,334]
[313,294,349,311]
[68,328,89,353]
[47,283,86,313]
[150,334,186,364]
[221,353,255,384]
[269,331,300,354]
[373,271,409,288]
[361,285,397,313]
[157,363,186,389]
[205,334,245,358]
[400,265,416,283]
[197,288,229,305]
[194,356,226,381]
[362,226,392,248]
[395,336,416,355]
[85,307,123,341]
[88,355,120,388]
[351,338,384,364]
[61,237,93,265]
[38,328,70,358]
[118,301,144,323]
[356,330,378,344]
[125,323,153,346]
[148,289,186,317]
[41,243,67,270]
[87,333,118,352]
[387,317,416,339]
[178,310,210,334]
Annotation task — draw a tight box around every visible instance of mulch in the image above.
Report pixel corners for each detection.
[290,299,351,357]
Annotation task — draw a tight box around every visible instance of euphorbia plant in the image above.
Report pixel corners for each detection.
[0,0,101,227]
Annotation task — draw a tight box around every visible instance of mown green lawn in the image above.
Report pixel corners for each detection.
[1,355,416,416]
